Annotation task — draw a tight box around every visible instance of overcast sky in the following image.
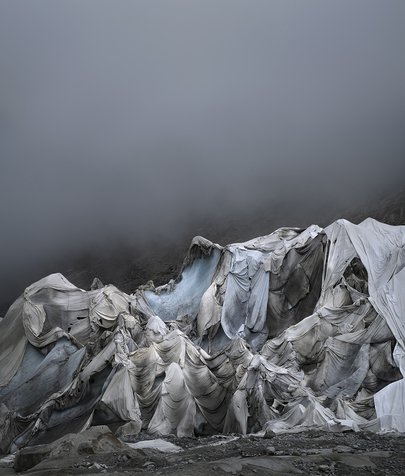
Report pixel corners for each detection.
[0,1,404,302]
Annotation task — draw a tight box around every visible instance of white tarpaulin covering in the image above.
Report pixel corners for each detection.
[322,219,405,432]
[0,218,404,453]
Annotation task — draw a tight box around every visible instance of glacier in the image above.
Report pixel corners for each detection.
[1,218,405,453]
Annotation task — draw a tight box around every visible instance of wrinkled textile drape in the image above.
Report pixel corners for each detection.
[1,219,405,453]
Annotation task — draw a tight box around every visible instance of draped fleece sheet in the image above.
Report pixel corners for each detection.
[1,218,405,453]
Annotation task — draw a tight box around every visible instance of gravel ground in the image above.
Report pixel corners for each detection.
[1,430,405,476]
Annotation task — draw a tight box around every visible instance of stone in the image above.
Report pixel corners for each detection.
[14,426,125,473]
[334,445,354,453]
[78,441,95,455]
[264,429,276,439]
[115,420,142,439]
[14,445,51,473]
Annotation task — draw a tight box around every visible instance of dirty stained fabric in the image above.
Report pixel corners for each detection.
[0,218,405,453]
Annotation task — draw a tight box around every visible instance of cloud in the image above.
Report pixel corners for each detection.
[0,1,404,307]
